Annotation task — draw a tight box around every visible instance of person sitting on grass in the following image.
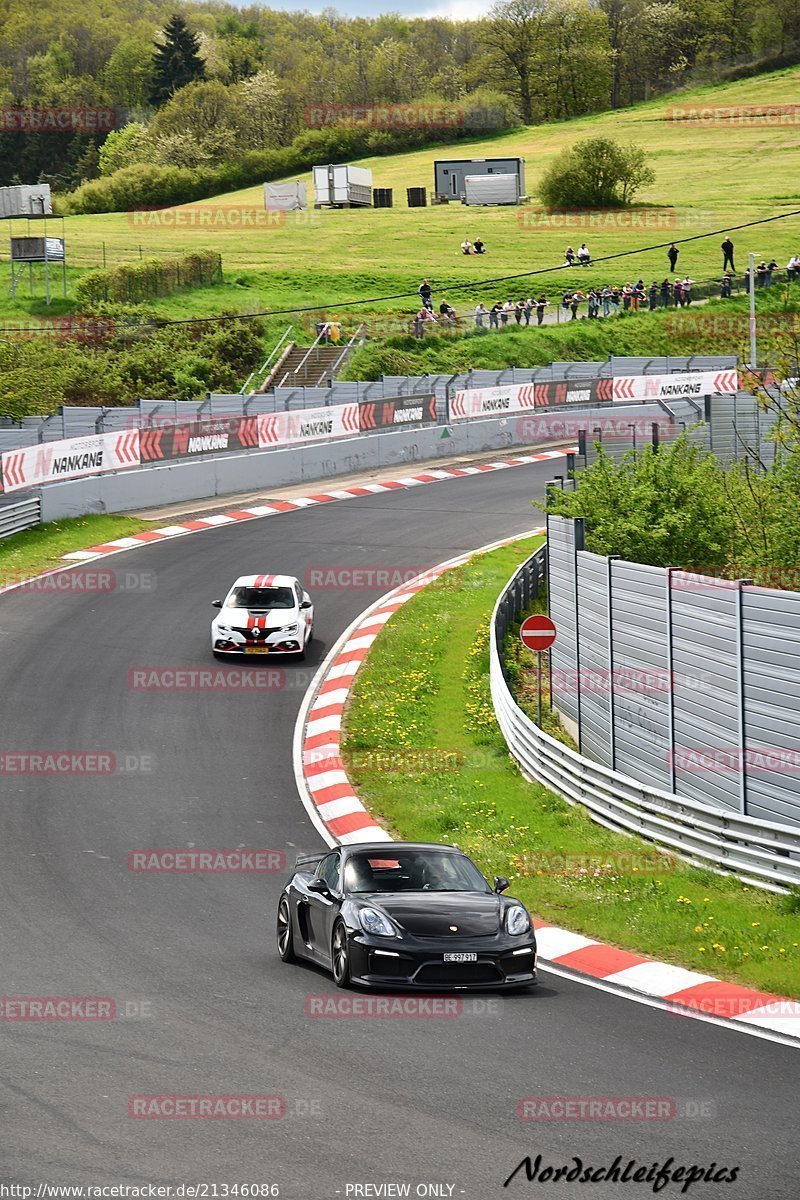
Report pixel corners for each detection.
[473,237,485,254]
[577,243,591,265]
[461,238,472,255]
[439,298,458,323]
[564,245,576,266]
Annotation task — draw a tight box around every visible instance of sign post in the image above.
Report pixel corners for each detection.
[520,615,557,728]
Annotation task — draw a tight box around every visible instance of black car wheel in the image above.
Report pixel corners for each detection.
[331,921,350,988]
[277,896,296,963]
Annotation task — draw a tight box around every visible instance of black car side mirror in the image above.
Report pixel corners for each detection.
[308,878,330,895]
[493,876,510,894]
[212,600,223,608]
[299,599,312,610]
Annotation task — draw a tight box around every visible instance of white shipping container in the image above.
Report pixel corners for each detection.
[463,173,520,206]
[264,181,307,211]
[312,163,372,207]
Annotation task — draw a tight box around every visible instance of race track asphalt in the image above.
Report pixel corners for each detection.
[0,463,796,1198]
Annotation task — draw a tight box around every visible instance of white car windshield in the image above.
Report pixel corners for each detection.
[229,586,295,610]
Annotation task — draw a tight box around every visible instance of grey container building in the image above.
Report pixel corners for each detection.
[434,157,525,201]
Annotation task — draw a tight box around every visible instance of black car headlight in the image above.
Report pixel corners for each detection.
[506,905,531,936]
[359,907,395,937]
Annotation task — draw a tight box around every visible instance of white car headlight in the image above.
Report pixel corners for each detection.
[359,907,395,937]
[277,623,298,634]
[506,905,531,936]
[216,625,233,635]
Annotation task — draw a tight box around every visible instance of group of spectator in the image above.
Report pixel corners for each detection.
[413,235,800,335]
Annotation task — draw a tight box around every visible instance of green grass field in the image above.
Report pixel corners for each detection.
[343,538,800,998]
[3,66,800,337]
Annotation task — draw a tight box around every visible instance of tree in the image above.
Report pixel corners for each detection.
[150,80,245,165]
[538,136,655,208]
[150,15,206,108]
[98,122,152,176]
[237,70,282,150]
[482,0,546,123]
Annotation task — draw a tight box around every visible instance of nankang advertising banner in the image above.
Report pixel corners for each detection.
[138,418,260,462]
[359,394,437,430]
[612,369,738,402]
[0,430,140,493]
[257,404,360,448]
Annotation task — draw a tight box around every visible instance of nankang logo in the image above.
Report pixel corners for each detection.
[300,419,333,437]
[481,396,511,411]
[187,435,228,453]
[52,451,103,475]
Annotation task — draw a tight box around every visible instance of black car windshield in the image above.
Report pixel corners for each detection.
[344,850,490,894]
[229,586,294,610]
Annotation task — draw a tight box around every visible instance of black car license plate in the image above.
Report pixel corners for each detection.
[443,952,477,962]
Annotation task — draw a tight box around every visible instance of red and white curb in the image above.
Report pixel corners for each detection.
[293,535,800,1048]
[0,451,570,599]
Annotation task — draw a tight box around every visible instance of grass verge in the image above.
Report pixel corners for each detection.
[0,513,150,586]
[342,535,800,998]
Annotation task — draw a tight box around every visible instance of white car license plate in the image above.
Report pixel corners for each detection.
[444,952,477,962]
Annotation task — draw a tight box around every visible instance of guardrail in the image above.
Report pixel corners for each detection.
[0,493,40,540]
[489,546,800,891]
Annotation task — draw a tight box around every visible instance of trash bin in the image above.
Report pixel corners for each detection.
[407,187,427,208]
[373,188,393,208]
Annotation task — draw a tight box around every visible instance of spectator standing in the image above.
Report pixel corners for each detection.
[524,297,534,325]
[587,290,599,319]
[514,299,525,325]
[756,261,768,287]
[681,276,693,305]
[474,302,487,328]
[720,273,732,298]
[489,301,503,329]
[721,236,735,272]
[535,295,547,325]
[648,280,658,310]
[502,299,514,325]
[765,258,778,286]
[668,243,679,272]
[660,278,671,307]
[570,291,581,319]
[788,254,800,280]
[673,278,683,307]
[418,279,433,310]
[622,283,633,311]
[601,285,613,316]
[413,307,437,338]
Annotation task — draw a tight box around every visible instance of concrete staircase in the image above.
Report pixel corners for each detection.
[267,343,345,390]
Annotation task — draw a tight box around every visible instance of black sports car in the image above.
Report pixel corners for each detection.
[276,841,537,990]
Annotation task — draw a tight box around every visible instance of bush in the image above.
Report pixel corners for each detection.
[63,90,520,214]
[540,437,736,568]
[74,251,222,306]
[538,136,655,209]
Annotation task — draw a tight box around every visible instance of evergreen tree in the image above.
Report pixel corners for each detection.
[149,15,206,108]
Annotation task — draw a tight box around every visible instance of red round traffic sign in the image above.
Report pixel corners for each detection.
[520,614,557,651]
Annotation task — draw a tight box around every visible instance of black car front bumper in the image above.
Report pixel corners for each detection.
[347,931,537,990]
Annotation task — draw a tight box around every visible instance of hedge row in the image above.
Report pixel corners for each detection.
[74,251,222,305]
[62,90,519,215]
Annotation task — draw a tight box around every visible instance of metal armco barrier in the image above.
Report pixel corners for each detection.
[0,494,41,539]
[490,547,800,890]
[359,394,436,431]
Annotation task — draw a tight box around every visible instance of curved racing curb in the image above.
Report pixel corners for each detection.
[294,535,800,1047]
[0,449,571,599]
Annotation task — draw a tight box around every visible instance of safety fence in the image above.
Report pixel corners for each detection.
[0,493,41,540]
[490,545,800,889]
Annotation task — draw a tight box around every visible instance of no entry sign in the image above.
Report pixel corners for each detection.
[520,615,557,651]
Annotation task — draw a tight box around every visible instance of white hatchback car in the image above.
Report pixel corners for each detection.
[211,574,314,660]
